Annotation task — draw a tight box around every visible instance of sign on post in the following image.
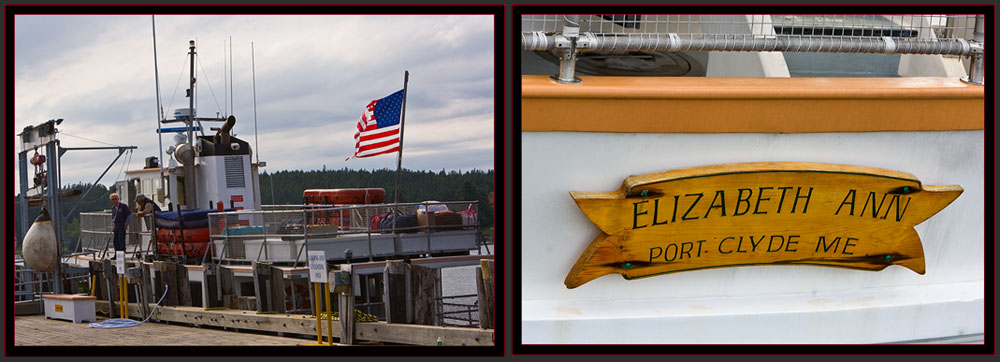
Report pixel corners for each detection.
[307,251,328,283]
[565,162,963,289]
[116,251,126,275]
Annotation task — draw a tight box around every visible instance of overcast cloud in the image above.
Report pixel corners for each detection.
[13,14,495,192]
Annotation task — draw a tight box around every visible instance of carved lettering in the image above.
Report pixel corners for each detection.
[632,200,648,229]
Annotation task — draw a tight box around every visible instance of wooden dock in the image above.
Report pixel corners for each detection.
[14,314,316,346]
[61,252,495,346]
[95,301,493,345]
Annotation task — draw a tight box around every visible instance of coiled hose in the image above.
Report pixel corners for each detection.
[88,284,169,329]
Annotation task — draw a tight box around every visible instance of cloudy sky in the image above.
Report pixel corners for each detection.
[13,14,495,192]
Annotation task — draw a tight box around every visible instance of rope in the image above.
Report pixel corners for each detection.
[59,132,119,147]
[112,149,134,185]
[196,53,223,117]
[109,149,131,187]
[87,284,168,329]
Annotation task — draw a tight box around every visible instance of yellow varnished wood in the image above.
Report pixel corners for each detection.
[522,76,984,133]
[565,162,962,289]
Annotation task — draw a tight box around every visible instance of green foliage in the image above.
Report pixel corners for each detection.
[63,217,81,246]
[13,182,112,251]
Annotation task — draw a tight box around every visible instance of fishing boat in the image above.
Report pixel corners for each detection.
[519,14,985,345]
[16,37,494,345]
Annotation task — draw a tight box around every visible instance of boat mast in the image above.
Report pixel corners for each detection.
[183,40,198,210]
[187,40,196,147]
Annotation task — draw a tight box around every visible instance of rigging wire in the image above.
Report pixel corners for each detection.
[58,132,118,147]
[248,41,274,205]
[196,52,224,118]
[120,150,135,184]
[108,149,131,190]
[165,55,189,118]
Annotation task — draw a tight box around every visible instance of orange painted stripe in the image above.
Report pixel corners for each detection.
[521,76,985,133]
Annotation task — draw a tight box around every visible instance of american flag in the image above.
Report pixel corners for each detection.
[347,89,404,160]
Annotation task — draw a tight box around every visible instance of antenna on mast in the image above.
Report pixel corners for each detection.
[223,38,227,117]
[252,41,260,166]
[229,35,234,116]
[152,15,165,181]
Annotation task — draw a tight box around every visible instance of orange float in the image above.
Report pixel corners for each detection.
[155,226,211,258]
[302,188,386,226]
[300,188,386,205]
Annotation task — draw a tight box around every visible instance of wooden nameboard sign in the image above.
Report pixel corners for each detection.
[565,162,962,289]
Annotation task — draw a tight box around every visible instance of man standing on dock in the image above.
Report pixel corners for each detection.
[109,193,130,258]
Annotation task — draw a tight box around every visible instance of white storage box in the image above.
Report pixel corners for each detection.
[43,294,97,323]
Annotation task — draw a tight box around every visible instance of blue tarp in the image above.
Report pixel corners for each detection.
[154,208,236,222]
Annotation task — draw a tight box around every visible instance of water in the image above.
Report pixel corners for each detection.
[438,244,492,326]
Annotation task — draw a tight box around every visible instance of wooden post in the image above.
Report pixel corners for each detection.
[102,259,118,317]
[151,263,163,307]
[176,263,192,307]
[411,264,437,325]
[140,263,153,312]
[202,264,222,309]
[383,261,409,324]
[135,274,146,319]
[219,266,236,309]
[155,261,179,306]
[162,261,177,306]
[252,262,271,312]
[476,260,494,329]
[269,265,286,313]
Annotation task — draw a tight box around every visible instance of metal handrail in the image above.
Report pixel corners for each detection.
[207,201,481,238]
[435,293,480,327]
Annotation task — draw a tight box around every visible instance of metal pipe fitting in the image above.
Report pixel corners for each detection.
[961,15,984,86]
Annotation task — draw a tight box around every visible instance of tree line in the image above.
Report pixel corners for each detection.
[14,168,494,251]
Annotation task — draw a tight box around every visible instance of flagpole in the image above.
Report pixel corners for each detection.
[393,71,409,208]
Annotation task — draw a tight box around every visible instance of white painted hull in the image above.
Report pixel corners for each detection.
[521,131,984,344]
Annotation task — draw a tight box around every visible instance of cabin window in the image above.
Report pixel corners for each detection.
[225,156,245,188]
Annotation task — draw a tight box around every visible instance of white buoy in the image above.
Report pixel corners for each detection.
[23,208,58,272]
